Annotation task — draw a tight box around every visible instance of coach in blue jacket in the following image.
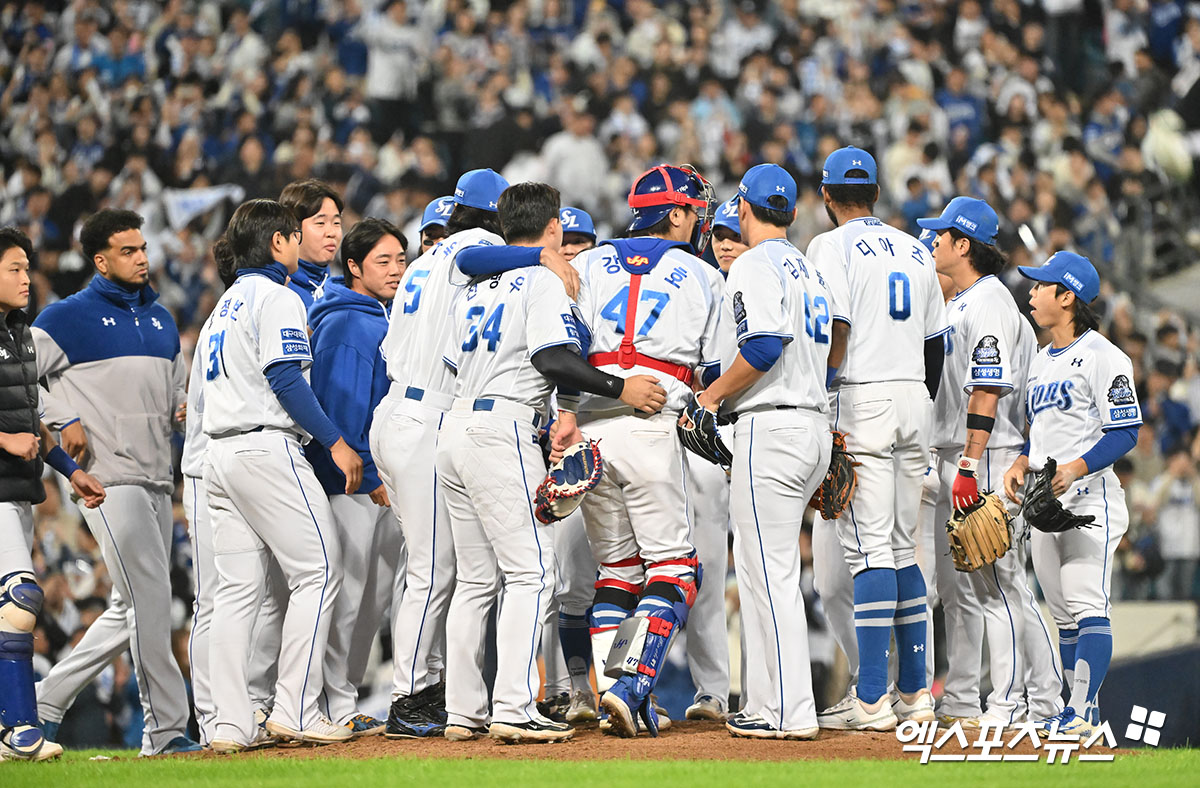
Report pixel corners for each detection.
[307,218,407,737]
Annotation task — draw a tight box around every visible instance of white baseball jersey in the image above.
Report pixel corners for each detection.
[442,265,580,413]
[805,217,948,385]
[719,238,840,414]
[569,242,723,414]
[180,346,207,478]
[198,273,313,439]
[932,274,1035,451]
[1025,329,1143,471]
[381,228,502,395]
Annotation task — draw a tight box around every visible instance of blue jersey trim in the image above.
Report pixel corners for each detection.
[1046,329,1093,357]
[949,274,996,302]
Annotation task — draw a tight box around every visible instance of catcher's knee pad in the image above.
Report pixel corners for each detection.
[640,553,701,623]
[0,572,42,634]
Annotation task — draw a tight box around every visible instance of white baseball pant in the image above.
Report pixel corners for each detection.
[183,475,216,745]
[0,500,34,581]
[684,453,731,708]
[36,484,190,755]
[371,390,453,701]
[437,399,554,727]
[729,408,829,732]
[322,493,404,725]
[206,431,342,745]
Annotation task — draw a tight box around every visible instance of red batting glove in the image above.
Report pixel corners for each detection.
[952,455,980,511]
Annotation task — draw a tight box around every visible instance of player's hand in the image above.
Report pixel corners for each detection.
[619,374,667,414]
[369,484,390,508]
[696,389,719,413]
[60,421,90,465]
[550,424,584,464]
[331,438,364,495]
[540,247,580,300]
[1003,456,1029,504]
[951,470,979,512]
[175,403,187,424]
[0,432,41,461]
[70,469,106,509]
[1052,458,1088,497]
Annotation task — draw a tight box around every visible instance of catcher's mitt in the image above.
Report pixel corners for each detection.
[807,430,859,520]
[1022,457,1097,533]
[678,393,733,467]
[534,439,604,524]
[946,492,1012,572]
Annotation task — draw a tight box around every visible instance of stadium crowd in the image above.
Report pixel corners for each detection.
[3,0,1200,747]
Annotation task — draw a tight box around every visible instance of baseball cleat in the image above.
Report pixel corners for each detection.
[488,718,574,744]
[686,694,728,721]
[385,695,446,739]
[444,724,489,741]
[537,691,570,722]
[154,736,204,755]
[565,690,597,723]
[600,687,639,738]
[1037,706,1097,739]
[0,726,64,761]
[345,713,385,738]
[210,728,274,754]
[890,688,936,724]
[817,687,898,731]
[266,716,353,745]
[936,714,982,729]
[650,695,672,731]
[726,711,819,740]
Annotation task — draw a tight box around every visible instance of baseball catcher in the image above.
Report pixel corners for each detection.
[807,430,859,519]
[535,439,604,524]
[1020,457,1097,533]
[678,393,732,467]
[945,492,1012,572]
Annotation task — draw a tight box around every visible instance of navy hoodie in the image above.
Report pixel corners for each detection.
[306,276,390,496]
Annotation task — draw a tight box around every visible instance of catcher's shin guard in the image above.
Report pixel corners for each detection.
[0,572,43,737]
[589,563,641,693]
[603,555,700,703]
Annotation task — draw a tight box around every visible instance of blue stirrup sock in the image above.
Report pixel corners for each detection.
[1058,627,1078,706]
[893,564,928,694]
[853,568,897,705]
[1068,617,1112,715]
[558,611,593,692]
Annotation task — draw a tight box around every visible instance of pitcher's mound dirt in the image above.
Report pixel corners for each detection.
[196,720,1096,762]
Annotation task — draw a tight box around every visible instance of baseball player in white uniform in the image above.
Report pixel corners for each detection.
[373,169,581,738]
[199,199,363,751]
[694,165,837,739]
[919,197,1062,727]
[182,345,215,746]
[539,206,600,724]
[552,164,721,739]
[1004,252,1141,738]
[805,148,947,732]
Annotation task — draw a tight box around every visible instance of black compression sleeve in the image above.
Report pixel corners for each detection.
[531,344,625,400]
[923,336,944,401]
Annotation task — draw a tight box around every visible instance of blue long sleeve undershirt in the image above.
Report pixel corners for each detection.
[264,360,342,448]
[739,335,784,372]
[455,245,542,276]
[1081,425,1139,473]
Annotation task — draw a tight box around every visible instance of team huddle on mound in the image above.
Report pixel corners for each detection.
[0,145,1140,760]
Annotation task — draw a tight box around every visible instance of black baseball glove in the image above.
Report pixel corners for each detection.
[678,393,733,467]
[1021,457,1097,533]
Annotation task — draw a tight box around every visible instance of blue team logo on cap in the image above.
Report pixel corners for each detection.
[420,195,455,231]
[559,206,596,238]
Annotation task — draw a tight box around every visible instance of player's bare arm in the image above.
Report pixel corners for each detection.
[58,419,89,464]
[953,386,1002,510]
[38,421,105,508]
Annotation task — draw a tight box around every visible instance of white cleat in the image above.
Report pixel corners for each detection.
[265,716,353,745]
[891,688,936,724]
[210,728,274,754]
[565,690,597,723]
[0,728,63,762]
[488,718,574,744]
[817,687,898,731]
[936,714,982,729]
[686,694,728,721]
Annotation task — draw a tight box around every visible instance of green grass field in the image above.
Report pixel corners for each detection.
[1,748,1195,788]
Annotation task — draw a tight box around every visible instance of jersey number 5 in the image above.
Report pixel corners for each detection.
[403,269,431,314]
[462,304,504,352]
[206,331,226,380]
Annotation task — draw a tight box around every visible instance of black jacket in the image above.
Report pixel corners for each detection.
[0,308,44,503]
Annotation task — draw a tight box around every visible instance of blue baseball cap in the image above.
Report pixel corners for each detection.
[736,164,796,212]
[453,168,508,212]
[821,146,877,185]
[559,206,596,240]
[917,196,999,245]
[713,196,741,235]
[1018,251,1100,303]
[419,196,455,231]
[917,227,936,254]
